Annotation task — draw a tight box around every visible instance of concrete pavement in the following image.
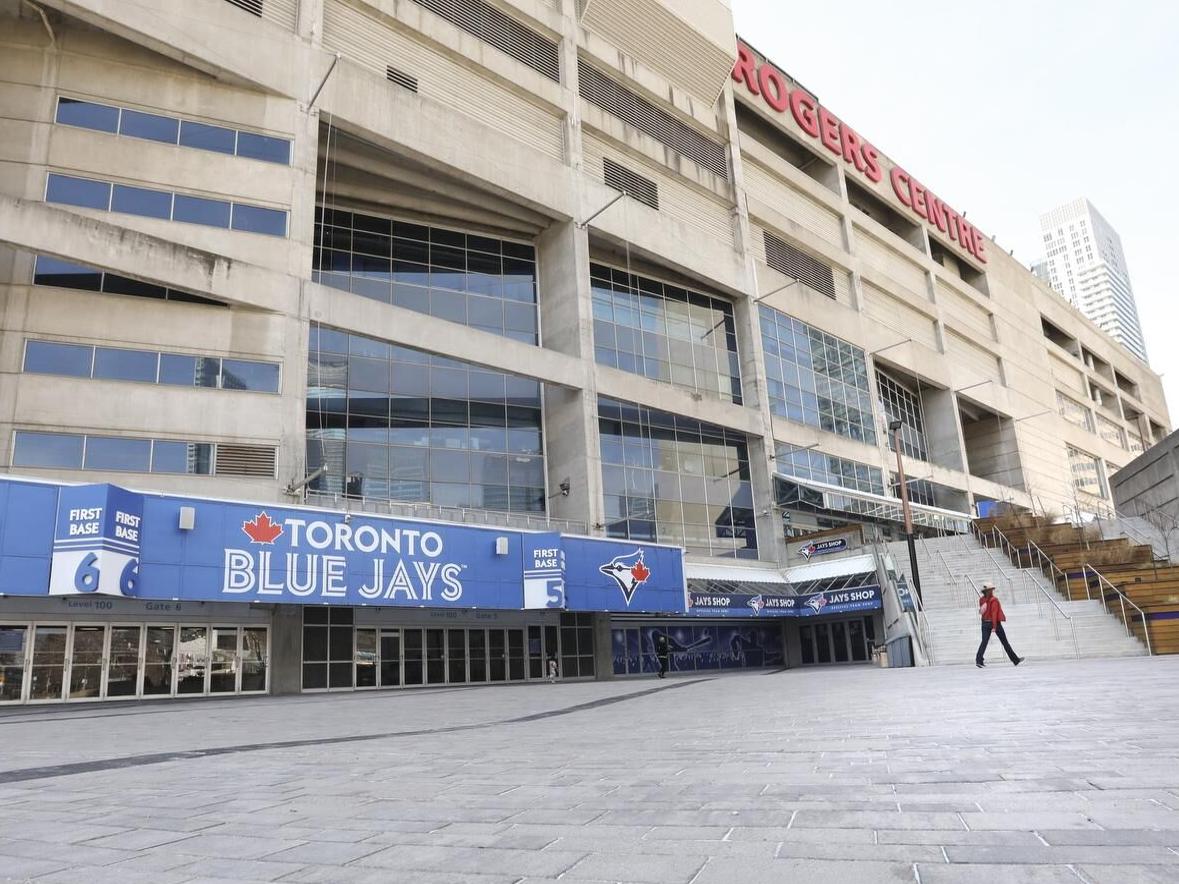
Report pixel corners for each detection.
[1,657,1179,883]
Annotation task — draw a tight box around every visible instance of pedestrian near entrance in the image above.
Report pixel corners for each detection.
[546,653,558,683]
[976,582,1024,668]
[655,633,669,678]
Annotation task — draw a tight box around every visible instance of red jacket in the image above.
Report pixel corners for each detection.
[979,595,1006,625]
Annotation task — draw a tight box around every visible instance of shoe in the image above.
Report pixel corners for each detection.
[1013,657,1024,666]
[975,662,985,668]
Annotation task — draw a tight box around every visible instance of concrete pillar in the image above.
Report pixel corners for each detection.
[592,613,615,680]
[270,605,303,695]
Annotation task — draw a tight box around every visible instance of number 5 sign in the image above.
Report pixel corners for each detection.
[48,484,144,598]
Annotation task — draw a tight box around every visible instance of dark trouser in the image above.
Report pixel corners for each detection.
[657,654,668,677]
[976,621,1019,665]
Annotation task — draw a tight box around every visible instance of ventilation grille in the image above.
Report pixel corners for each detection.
[764,231,836,300]
[386,65,419,92]
[578,60,727,177]
[216,444,277,478]
[604,158,659,210]
[224,0,263,16]
[408,0,560,82]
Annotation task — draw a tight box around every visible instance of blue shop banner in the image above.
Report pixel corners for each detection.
[562,536,685,613]
[688,585,881,617]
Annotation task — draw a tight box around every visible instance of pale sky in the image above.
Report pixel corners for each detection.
[732,0,1179,424]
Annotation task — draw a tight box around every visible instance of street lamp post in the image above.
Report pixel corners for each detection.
[889,418,923,606]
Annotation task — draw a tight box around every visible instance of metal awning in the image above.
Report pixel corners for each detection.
[684,562,793,596]
[774,474,972,534]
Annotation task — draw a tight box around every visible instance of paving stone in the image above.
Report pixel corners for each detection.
[775,840,947,862]
[562,852,707,882]
[352,844,587,877]
[0,854,68,881]
[171,856,309,881]
[1078,865,1179,883]
[692,857,915,883]
[915,863,1089,883]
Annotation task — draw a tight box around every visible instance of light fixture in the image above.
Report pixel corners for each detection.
[494,536,510,556]
[178,506,195,531]
[285,464,328,496]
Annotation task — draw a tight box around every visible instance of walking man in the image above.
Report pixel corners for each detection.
[655,633,670,678]
[976,582,1024,668]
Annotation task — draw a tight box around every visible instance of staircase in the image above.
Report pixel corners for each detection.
[887,534,1147,666]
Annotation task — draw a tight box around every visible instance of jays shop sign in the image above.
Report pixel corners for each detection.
[687,586,881,618]
[0,480,686,614]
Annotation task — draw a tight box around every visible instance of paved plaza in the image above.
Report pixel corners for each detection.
[2,657,1179,883]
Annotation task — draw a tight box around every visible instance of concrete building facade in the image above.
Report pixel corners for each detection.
[0,0,1171,702]
[1037,197,1149,362]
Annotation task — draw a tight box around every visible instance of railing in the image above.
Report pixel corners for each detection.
[302,491,589,535]
[873,539,933,666]
[1082,565,1153,656]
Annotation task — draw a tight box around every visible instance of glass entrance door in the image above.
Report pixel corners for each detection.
[177,626,209,694]
[0,625,29,703]
[210,627,239,693]
[68,625,107,700]
[380,629,401,687]
[143,625,176,696]
[29,626,67,702]
[425,629,446,684]
[355,628,378,688]
[240,627,268,693]
[831,621,850,663]
[488,630,506,682]
[507,629,525,681]
[106,626,142,698]
[848,619,869,662]
[447,629,467,684]
[403,629,423,685]
[468,630,487,682]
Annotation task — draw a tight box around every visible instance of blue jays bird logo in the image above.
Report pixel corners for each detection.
[599,550,651,606]
[747,594,766,615]
[805,593,828,613]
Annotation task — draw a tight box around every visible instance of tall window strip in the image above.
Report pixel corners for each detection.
[55,97,290,164]
[409,0,559,82]
[1067,446,1106,498]
[577,60,727,177]
[592,263,742,405]
[1056,390,1095,432]
[313,209,538,345]
[33,256,226,307]
[774,445,883,495]
[876,370,928,461]
[11,431,274,477]
[307,325,545,513]
[759,305,876,445]
[763,232,837,300]
[598,397,757,559]
[1096,414,1126,449]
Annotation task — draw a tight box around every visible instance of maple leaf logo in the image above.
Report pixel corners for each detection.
[242,512,284,544]
[630,560,650,583]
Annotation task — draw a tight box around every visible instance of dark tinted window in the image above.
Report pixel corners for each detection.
[84,436,152,471]
[119,109,179,143]
[236,131,290,164]
[111,184,172,219]
[56,98,119,133]
[159,354,219,387]
[220,359,280,392]
[173,194,231,228]
[33,256,102,291]
[93,347,158,382]
[231,203,287,237]
[12,432,84,469]
[23,341,93,377]
[45,174,110,210]
[178,120,236,154]
[102,274,168,300]
[152,440,213,474]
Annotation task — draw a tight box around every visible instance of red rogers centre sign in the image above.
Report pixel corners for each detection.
[732,41,987,264]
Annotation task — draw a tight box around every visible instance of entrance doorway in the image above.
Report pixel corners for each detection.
[0,621,269,704]
[799,616,876,665]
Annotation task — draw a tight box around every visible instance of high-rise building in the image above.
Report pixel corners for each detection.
[1038,199,1149,362]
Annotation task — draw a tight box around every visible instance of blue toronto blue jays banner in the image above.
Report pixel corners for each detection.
[687,585,881,617]
[799,538,847,559]
[562,537,686,613]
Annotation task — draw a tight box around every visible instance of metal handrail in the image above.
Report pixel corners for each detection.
[984,525,1055,607]
[1023,537,1079,602]
[1082,565,1153,656]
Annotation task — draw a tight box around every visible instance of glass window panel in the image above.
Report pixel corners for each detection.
[84,435,151,471]
[151,440,213,474]
[118,108,179,143]
[45,174,110,210]
[232,203,287,236]
[220,359,280,393]
[102,274,169,300]
[111,184,172,219]
[24,341,93,377]
[92,347,158,383]
[159,354,219,387]
[13,431,84,468]
[34,256,103,291]
[235,131,291,164]
[56,98,119,132]
[173,194,231,228]
[178,119,236,153]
